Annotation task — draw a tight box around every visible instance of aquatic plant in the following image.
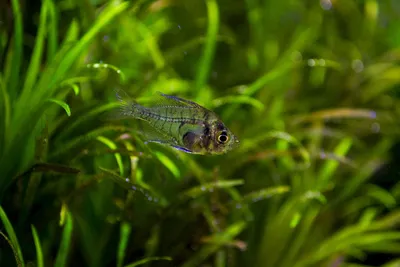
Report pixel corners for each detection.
[0,0,400,266]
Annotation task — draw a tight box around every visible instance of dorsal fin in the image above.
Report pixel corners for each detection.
[156,92,203,108]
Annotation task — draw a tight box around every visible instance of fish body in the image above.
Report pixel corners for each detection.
[114,89,239,155]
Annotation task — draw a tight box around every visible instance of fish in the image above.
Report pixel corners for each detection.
[113,88,240,155]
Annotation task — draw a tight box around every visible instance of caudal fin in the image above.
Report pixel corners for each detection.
[106,88,143,121]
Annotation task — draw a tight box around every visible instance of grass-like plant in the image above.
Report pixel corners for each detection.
[1,0,400,266]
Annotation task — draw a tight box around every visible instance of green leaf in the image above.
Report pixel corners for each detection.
[31,225,44,267]
[50,125,130,159]
[54,205,73,267]
[0,231,23,267]
[46,0,58,61]
[240,186,290,204]
[0,206,25,267]
[59,80,81,96]
[291,108,377,125]
[124,256,172,267]
[383,258,400,267]
[47,99,71,116]
[0,74,10,152]
[99,166,137,190]
[181,221,246,267]
[22,0,48,95]
[97,135,124,177]
[48,1,128,91]
[117,222,132,267]
[211,95,264,111]
[55,102,120,142]
[154,151,181,180]
[195,0,219,92]
[0,1,128,189]
[5,0,23,99]
[365,184,396,209]
[317,137,353,189]
[135,18,167,69]
[182,180,244,199]
[61,19,79,47]
[242,59,301,97]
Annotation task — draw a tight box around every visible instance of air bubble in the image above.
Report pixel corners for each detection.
[320,0,332,10]
[352,59,364,73]
[308,59,316,67]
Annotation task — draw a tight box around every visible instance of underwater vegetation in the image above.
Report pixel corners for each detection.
[0,0,400,266]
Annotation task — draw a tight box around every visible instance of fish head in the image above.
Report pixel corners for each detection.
[207,120,240,154]
[181,120,239,155]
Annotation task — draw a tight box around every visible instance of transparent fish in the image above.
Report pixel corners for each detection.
[113,88,240,155]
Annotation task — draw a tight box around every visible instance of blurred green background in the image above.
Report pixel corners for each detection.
[1,0,400,266]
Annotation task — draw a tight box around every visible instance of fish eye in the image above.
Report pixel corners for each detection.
[217,132,229,144]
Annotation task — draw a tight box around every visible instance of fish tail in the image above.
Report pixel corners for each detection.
[118,100,145,119]
[114,88,148,120]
